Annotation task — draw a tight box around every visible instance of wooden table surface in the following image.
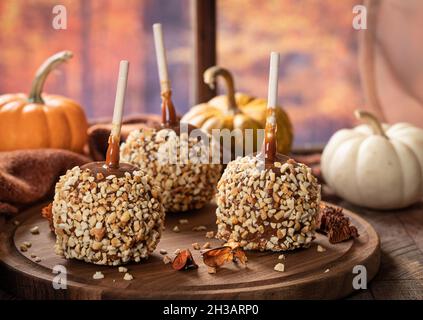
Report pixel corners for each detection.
[331,199,423,300]
[0,199,422,300]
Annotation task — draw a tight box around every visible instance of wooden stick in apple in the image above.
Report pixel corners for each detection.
[262,51,280,165]
[153,23,177,126]
[105,60,129,169]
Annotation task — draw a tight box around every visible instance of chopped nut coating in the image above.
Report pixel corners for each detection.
[52,166,165,266]
[216,155,321,252]
[120,128,222,212]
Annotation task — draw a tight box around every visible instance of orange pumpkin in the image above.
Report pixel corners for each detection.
[0,51,88,152]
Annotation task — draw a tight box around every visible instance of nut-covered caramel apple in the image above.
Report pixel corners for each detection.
[52,61,165,265]
[120,24,221,213]
[215,53,321,251]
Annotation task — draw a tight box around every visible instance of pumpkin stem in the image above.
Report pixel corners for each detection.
[28,51,73,104]
[161,89,178,126]
[203,66,238,113]
[354,109,388,138]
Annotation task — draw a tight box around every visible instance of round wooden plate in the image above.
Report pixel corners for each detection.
[0,201,380,299]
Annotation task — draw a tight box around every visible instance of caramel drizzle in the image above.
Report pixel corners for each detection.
[161,89,178,126]
[262,108,277,165]
[105,134,120,169]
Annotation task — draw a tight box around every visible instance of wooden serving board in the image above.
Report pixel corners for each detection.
[0,202,380,299]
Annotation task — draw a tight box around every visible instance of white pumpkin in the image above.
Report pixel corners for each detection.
[322,110,423,209]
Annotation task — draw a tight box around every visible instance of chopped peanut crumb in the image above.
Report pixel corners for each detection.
[123,273,133,281]
[205,231,214,239]
[93,271,104,280]
[274,263,285,272]
[163,255,172,264]
[317,245,326,252]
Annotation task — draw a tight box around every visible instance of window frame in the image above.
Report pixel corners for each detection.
[190,0,217,105]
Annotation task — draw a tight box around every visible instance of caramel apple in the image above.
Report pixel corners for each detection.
[215,53,321,251]
[120,24,221,213]
[52,61,165,265]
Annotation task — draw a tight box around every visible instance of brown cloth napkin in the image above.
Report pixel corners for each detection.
[0,149,90,214]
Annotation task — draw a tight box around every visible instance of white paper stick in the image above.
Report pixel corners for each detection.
[153,23,170,92]
[111,60,129,138]
[267,52,280,109]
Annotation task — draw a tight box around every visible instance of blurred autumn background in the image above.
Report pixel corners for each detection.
[0,0,364,147]
[218,0,363,147]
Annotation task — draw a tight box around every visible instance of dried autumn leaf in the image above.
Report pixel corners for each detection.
[317,203,359,244]
[233,247,247,265]
[202,246,248,268]
[202,247,233,268]
[172,249,198,271]
[41,203,54,232]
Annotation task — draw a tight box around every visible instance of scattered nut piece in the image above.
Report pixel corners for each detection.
[19,244,28,252]
[30,253,37,258]
[202,242,211,249]
[173,248,181,255]
[205,231,214,239]
[317,245,326,252]
[34,257,41,263]
[278,254,285,260]
[274,263,285,272]
[207,267,216,274]
[163,255,172,264]
[192,242,201,250]
[192,225,207,232]
[159,249,168,255]
[23,241,32,248]
[93,271,104,280]
[118,266,128,273]
[324,268,330,273]
[30,226,40,235]
[123,273,133,281]
[172,226,180,233]
[13,220,20,226]
[179,219,189,225]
